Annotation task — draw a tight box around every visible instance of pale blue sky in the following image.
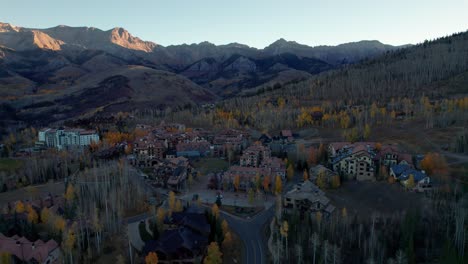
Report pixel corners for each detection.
[2,0,467,48]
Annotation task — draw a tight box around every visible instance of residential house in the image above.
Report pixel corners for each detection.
[176,140,211,158]
[143,209,210,263]
[167,166,188,191]
[390,164,431,191]
[0,233,62,264]
[373,145,414,167]
[283,181,335,217]
[280,130,294,142]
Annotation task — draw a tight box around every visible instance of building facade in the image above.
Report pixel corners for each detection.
[38,128,100,150]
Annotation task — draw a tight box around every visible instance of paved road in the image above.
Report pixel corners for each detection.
[220,203,276,264]
[129,166,283,263]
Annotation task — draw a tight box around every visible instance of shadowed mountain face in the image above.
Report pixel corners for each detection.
[0,22,404,123]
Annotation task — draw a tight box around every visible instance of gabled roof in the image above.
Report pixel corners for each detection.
[143,227,208,256]
[170,212,211,235]
[390,164,428,182]
[0,233,59,263]
[281,130,293,137]
[390,164,411,176]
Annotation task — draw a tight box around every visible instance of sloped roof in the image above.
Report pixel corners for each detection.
[0,233,59,263]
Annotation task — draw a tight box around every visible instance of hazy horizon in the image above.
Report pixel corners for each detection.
[2,0,468,48]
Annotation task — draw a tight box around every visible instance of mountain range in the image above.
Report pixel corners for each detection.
[0,22,406,124]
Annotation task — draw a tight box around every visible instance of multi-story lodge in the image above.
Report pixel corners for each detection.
[239,144,272,167]
[132,136,167,167]
[37,128,99,150]
[328,142,377,181]
[223,143,285,191]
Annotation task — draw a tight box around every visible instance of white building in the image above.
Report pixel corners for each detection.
[37,128,100,150]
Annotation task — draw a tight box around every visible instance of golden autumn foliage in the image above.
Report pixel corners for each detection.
[204,242,222,264]
[420,152,448,178]
[175,200,183,213]
[103,131,133,145]
[331,175,341,189]
[303,169,309,181]
[297,108,313,127]
[316,169,328,189]
[0,252,11,264]
[262,175,270,192]
[233,175,240,191]
[54,215,66,233]
[15,201,25,214]
[308,147,317,165]
[64,184,75,202]
[405,174,416,189]
[63,227,76,252]
[275,175,282,195]
[41,207,51,223]
[145,252,159,264]
[168,191,176,215]
[222,231,233,249]
[26,205,38,224]
[287,163,294,181]
[342,207,348,218]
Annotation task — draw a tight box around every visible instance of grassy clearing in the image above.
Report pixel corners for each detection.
[0,158,23,172]
[193,157,229,175]
[326,181,427,219]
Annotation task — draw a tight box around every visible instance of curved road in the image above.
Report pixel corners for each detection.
[129,168,279,263]
[220,205,276,264]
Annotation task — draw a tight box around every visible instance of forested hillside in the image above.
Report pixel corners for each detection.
[147,31,468,134]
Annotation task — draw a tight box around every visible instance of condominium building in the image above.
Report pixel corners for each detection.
[37,128,100,150]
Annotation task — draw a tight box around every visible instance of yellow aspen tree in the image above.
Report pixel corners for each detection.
[262,175,270,192]
[168,191,176,215]
[145,252,158,264]
[65,184,75,202]
[406,174,415,189]
[204,242,222,264]
[303,169,309,181]
[15,201,25,214]
[222,231,233,249]
[287,163,294,181]
[26,205,38,224]
[331,175,341,189]
[275,175,282,195]
[41,207,51,224]
[233,175,240,192]
[175,200,183,213]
